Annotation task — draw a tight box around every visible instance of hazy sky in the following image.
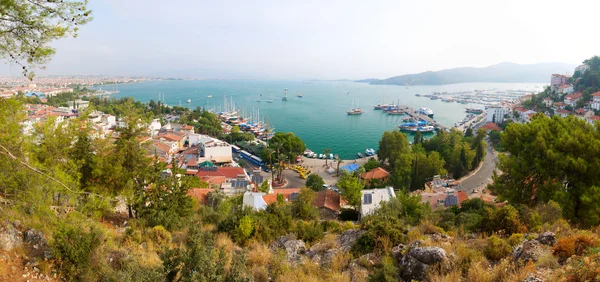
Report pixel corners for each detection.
[2,0,599,79]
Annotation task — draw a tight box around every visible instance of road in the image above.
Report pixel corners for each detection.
[459,144,498,194]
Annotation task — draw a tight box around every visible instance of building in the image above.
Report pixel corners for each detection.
[554,101,565,109]
[198,136,233,164]
[66,99,90,110]
[556,109,570,117]
[559,84,574,94]
[359,167,390,187]
[587,115,600,125]
[591,92,600,111]
[195,167,250,195]
[551,74,569,92]
[486,106,510,124]
[543,98,553,107]
[575,64,590,75]
[314,189,343,220]
[564,92,583,106]
[480,122,502,132]
[360,187,396,218]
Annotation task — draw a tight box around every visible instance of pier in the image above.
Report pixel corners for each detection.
[401,106,449,131]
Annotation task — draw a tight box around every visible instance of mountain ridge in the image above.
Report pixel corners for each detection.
[359,62,576,85]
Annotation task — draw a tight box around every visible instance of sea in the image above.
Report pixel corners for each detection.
[108,80,546,159]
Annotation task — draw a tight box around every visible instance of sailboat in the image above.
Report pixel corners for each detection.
[187,99,191,103]
[282,88,288,101]
[297,92,303,98]
[347,97,363,115]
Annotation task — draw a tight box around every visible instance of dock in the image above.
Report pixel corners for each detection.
[401,106,449,131]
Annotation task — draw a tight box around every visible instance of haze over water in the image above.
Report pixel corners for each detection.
[110,80,545,159]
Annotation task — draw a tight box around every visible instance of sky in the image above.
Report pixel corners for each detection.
[1,0,599,79]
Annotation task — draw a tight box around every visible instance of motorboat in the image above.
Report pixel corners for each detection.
[357,152,365,158]
[365,148,376,156]
[417,107,434,118]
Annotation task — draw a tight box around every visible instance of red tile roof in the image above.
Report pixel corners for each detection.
[556,109,570,114]
[565,92,583,100]
[262,188,302,205]
[158,133,183,141]
[589,115,600,121]
[153,141,172,154]
[555,102,565,106]
[575,108,586,114]
[314,189,341,212]
[457,191,468,204]
[480,122,501,131]
[592,91,600,97]
[196,167,246,179]
[360,167,390,180]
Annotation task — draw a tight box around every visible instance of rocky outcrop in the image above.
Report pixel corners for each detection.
[399,245,449,281]
[391,244,406,259]
[523,273,544,282]
[270,236,306,263]
[513,240,544,263]
[23,228,51,259]
[337,229,365,252]
[536,232,556,246]
[0,221,23,251]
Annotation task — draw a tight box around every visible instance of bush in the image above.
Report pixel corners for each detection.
[149,225,172,247]
[351,232,377,256]
[321,220,343,233]
[295,220,324,243]
[484,236,511,261]
[305,174,325,192]
[369,255,398,282]
[555,253,600,281]
[52,224,101,280]
[553,233,599,261]
[507,233,525,247]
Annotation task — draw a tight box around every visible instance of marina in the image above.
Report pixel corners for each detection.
[110,80,544,159]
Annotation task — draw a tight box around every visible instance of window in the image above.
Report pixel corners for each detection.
[363,194,372,205]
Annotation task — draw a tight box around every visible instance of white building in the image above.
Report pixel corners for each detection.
[564,92,583,106]
[66,99,90,110]
[559,84,574,95]
[193,135,233,163]
[486,106,511,124]
[148,119,162,137]
[591,92,600,111]
[242,191,268,211]
[543,98,553,108]
[360,187,396,218]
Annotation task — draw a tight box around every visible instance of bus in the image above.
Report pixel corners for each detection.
[240,150,264,166]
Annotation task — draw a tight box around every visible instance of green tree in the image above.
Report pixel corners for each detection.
[292,187,319,220]
[413,129,423,145]
[337,156,344,176]
[464,127,474,138]
[410,151,446,191]
[363,157,381,172]
[269,132,306,163]
[258,180,270,193]
[338,173,365,209]
[378,130,411,169]
[305,174,325,192]
[0,0,92,78]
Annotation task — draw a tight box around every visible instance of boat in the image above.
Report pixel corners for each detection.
[441,98,456,103]
[282,89,288,101]
[187,99,191,103]
[266,100,273,103]
[365,148,376,156]
[430,96,440,100]
[357,152,365,158]
[297,92,303,98]
[387,109,404,115]
[411,125,435,133]
[347,97,363,115]
[415,94,421,97]
[465,108,484,114]
[417,107,434,118]
[207,95,212,98]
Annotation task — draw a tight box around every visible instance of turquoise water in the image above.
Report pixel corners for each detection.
[110,80,544,159]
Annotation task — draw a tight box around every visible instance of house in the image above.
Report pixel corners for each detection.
[564,92,583,106]
[587,115,600,125]
[486,106,511,124]
[196,167,250,195]
[148,119,162,137]
[187,188,212,205]
[359,167,390,187]
[554,101,565,109]
[556,109,570,118]
[198,136,232,164]
[360,187,396,218]
[151,141,177,161]
[156,132,186,150]
[66,99,90,110]
[575,108,586,115]
[559,84,574,94]
[314,189,342,219]
[243,188,302,211]
[543,98,553,107]
[514,108,536,123]
[591,92,600,111]
[243,191,268,211]
[263,188,301,205]
[480,122,502,132]
[551,74,569,92]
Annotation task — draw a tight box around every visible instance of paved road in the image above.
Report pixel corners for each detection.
[460,145,498,194]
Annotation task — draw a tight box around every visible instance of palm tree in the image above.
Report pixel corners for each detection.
[323,148,331,167]
[277,155,288,182]
[263,148,275,183]
[336,155,344,176]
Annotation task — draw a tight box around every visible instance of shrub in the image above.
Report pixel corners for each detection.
[537,200,563,224]
[555,253,600,282]
[466,261,494,282]
[149,225,172,247]
[553,233,599,261]
[351,232,376,256]
[534,249,559,269]
[295,220,324,243]
[369,255,398,282]
[507,233,524,247]
[321,220,343,233]
[305,174,325,192]
[52,225,101,280]
[339,208,360,221]
[484,236,511,261]
[247,242,271,268]
[453,242,486,273]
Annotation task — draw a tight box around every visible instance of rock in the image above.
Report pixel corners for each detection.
[24,228,50,258]
[270,236,306,263]
[523,273,544,282]
[321,249,338,267]
[428,233,452,242]
[391,244,406,259]
[513,240,544,263]
[0,222,23,251]
[337,229,365,252]
[536,232,556,246]
[407,240,424,250]
[399,246,449,281]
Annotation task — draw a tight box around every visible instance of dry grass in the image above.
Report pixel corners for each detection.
[452,242,487,272]
[407,228,425,242]
[428,268,462,282]
[535,249,559,269]
[330,251,352,272]
[418,220,445,235]
[465,261,494,282]
[310,233,338,252]
[251,266,269,282]
[247,241,272,268]
[215,233,235,253]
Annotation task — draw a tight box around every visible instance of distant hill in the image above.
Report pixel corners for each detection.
[361,62,576,85]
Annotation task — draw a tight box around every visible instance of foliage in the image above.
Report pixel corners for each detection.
[268,132,306,162]
[369,255,398,282]
[552,233,599,261]
[410,150,446,191]
[305,174,325,192]
[363,157,381,172]
[295,220,324,243]
[338,172,364,209]
[258,180,270,193]
[481,205,527,235]
[484,236,511,261]
[490,115,600,227]
[0,0,92,78]
[292,187,319,220]
[377,130,411,169]
[52,224,101,280]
